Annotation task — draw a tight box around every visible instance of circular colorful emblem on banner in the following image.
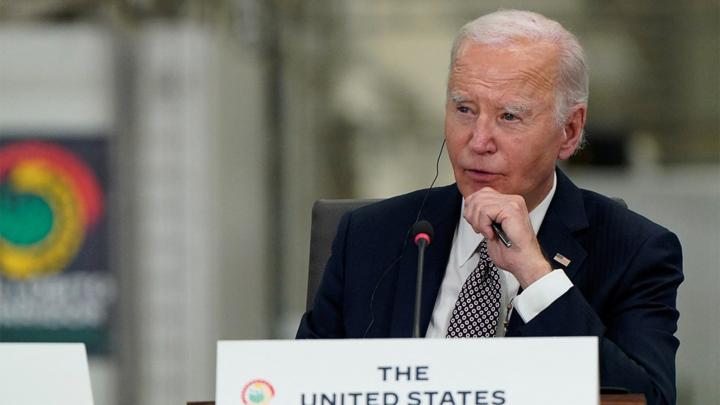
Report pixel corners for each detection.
[241,380,275,405]
[0,141,104,280]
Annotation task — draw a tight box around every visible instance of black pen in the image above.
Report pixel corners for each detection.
[491,221,512,248]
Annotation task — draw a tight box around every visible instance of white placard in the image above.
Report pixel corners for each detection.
[217,337,598,405]
[0,343,94,405]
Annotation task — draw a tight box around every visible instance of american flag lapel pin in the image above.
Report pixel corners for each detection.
[553,253,571,267]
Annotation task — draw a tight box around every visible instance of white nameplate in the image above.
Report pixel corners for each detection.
[0,343,94,405]
[217,337,598,405]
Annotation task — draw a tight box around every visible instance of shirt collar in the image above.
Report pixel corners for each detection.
[455,172,557,267]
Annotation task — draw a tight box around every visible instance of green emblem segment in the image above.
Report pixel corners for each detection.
[0,183,54,245]
[248,389,265,403]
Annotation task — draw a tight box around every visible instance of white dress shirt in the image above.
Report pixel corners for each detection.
[426,173,573,338]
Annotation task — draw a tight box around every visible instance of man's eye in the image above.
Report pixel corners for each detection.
[503,113,517,121]
[458,106,470,114]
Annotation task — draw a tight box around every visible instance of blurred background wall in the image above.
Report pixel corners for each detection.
[0,1,717,405]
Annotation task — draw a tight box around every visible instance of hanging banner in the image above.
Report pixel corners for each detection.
[0,138,114,355]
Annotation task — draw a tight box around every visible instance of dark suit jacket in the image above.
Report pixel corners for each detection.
[297,168,683,405]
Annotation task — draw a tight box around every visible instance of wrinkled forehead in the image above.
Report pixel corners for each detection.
[449,38,560,96]
[455,37,559,70]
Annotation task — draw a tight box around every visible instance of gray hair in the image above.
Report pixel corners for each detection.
[449,10,589,134]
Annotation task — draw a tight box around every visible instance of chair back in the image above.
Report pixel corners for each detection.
[306,199,380,310]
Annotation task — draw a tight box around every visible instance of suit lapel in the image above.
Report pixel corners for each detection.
[536,168,589,280]
[390,184,462,337]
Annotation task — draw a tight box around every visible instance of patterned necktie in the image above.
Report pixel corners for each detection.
[446,239,501,338]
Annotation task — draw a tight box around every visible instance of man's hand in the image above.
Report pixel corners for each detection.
[463,187,552,289]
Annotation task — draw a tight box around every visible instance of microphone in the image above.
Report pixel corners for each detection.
[411,220,434,338]
[413,220,433,247]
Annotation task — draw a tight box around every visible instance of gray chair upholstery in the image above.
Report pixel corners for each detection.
[612,197,627,209]
[305,196,627,311]
[306,199,380,310]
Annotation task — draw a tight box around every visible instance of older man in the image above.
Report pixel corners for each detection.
[297,10,682,405]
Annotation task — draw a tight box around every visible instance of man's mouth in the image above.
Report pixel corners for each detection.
[468,169,495,175]
[465,169,500,181]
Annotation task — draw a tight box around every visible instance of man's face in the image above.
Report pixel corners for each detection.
[445,39,579,211]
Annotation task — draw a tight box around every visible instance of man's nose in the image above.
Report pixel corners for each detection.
[469,116,496,154]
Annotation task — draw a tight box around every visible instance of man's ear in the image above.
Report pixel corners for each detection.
[558,104,587,160]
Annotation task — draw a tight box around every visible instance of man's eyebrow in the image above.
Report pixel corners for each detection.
[504,103,531,115]
[450,93,469,104]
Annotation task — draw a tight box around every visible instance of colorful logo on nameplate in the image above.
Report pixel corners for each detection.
[241,380,275,405]
[0,141,105,280]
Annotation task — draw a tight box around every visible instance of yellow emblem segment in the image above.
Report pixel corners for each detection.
[0,161,84,280]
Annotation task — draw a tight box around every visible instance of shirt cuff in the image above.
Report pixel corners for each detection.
[514,269,573,323]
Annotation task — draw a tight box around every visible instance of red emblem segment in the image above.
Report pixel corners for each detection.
[0,141,105,230]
